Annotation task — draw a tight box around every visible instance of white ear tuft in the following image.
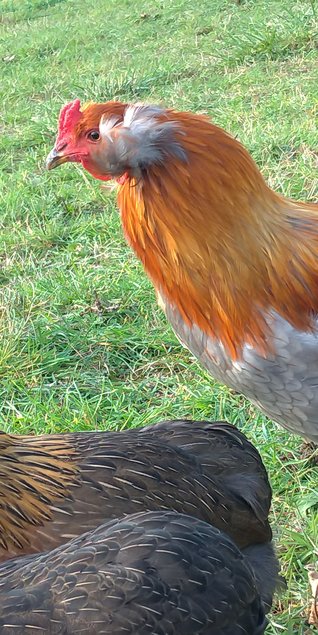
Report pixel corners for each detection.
[122,103,164,128]
[99,115,121,136]
[98,103,187,177]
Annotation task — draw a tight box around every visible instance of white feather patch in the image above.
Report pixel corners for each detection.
[98,102,187,175]
[99,115,121,137]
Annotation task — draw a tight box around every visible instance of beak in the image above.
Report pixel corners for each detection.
[46,148,70,170]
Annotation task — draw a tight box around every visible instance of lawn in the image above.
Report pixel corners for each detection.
[0,0,318,630]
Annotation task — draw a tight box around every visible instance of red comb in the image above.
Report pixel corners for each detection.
[55,98,83,148]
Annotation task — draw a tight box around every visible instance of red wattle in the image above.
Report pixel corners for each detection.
[116,172,129,185]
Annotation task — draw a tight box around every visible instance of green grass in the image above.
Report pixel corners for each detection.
[0,0,318,629]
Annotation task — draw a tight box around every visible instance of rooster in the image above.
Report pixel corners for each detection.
[0,511,275,634]
[0,420,273,562]
[47,99,318,442]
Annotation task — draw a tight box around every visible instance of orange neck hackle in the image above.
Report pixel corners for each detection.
[117,110,318,359]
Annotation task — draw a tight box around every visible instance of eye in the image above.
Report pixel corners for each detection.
[87,130,100,142]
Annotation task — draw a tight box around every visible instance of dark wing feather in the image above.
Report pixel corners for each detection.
[139,420,272,522]
[40,430,272,551]
[0,420,272,560]
[0,511,268,635]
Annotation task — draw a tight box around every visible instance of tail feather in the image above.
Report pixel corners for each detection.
[242,542,283,612]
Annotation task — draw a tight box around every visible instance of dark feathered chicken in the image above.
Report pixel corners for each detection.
[0,511,274,634]
[0,420,272,561]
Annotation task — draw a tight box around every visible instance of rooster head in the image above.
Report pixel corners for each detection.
[46,99,186,182]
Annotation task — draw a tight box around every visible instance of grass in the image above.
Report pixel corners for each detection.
[0,0,317,629]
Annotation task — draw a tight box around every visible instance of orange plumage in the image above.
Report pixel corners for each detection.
[83,105,318,359]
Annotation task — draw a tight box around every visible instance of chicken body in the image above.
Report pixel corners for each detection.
[46,100,318,441]
[0,511,272,634]
[165,306,318,442]
[0,420,272,562]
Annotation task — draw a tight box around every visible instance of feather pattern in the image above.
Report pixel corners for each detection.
[0,421,272,562]
[98,104,187,178]
[163,303,318,441]
[0,511,273,634]
[0,433,78,554]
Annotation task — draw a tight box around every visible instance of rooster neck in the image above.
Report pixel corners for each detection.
[118,162,318,359]
[0,434,78,554]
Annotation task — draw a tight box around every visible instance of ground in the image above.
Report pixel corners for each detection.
[0,0,317,630]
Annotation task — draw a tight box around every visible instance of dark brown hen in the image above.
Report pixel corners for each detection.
[0,420,272,562]
[0,511,272,634]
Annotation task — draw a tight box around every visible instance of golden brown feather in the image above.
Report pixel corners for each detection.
[0,432,78,554]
